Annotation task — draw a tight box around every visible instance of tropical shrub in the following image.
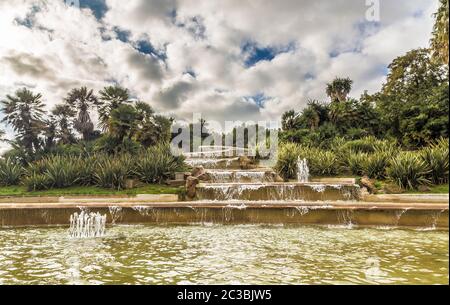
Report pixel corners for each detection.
[275,143,302,180]
[0,157,24,186]
[135,144,185,183]
[419,138,449,184]
[363,150,391,179]
[387,152,430,189]
[93,154,134,190]
[345,152,368,176]
[40,155,79,188]
[309,150,339,176]
[23,173,51,191]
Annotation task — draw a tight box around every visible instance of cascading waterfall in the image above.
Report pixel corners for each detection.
[69,211,106,238]
[297,157,309,182]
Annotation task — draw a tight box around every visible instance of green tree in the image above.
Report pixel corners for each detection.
[281,110,299,131]
[430,0,449,65]
[108,104,139,140]
[1,88,46,154]
[51,104,76,145]
[326,77,353,103]
[374,48,448,146]
[65,87,99,141]
[97,85,130,130]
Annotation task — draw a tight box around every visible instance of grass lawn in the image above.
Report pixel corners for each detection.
[0,184,180,197]
[405,184,449,194]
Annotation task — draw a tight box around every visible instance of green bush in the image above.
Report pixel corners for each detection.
[0,157,24,186]
[40,155,79,188]
[23,173,52,191]
[135,144,185,183]
[345,151,368,176]
[94,154,134,190]
[275,143,301,180]
[419,138,449,184]
[363,150,391,179]
[387,152,430,190]
[309,150,339,176]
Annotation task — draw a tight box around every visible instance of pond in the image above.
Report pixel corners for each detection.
[0,224,448,285]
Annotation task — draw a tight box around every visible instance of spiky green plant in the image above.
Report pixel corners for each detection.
[23,173,51,191]
[94,155,134,190]
[309,150,339,176]
[363,150,391,179]
[387,152,431,190]
[275,143,302,180]
[0,157,24,186]
[419,139,449,184]
[40,155,79,188]
[345,151,368,176]
[135,144,185,183]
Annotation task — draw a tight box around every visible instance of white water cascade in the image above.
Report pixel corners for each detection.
[69,211,107,238]
[297,157,310,183]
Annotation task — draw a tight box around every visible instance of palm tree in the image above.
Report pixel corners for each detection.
[301,107,320,130]
[51,104,76,144]
[97,85,130,130]
[281,110,299,131]
[108,104,138,140]
[65,87,99,141]
[0,88,46,154]
[326,77,353,103]
[430,0,449,65]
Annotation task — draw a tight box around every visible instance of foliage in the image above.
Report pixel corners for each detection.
[134,143,186,183]
[430,0,449,65]
[419,138,449,184]
[387,152,430,190]
[326,77,353,103]
[0,157,24,186]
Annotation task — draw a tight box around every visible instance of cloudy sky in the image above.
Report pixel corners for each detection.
[0,0,439,146]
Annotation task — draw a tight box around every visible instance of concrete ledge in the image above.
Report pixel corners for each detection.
[363,194,449,203]
[0,194,179,204]
[0,201,447,228]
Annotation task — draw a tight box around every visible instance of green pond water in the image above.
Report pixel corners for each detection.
[0,224,448,285]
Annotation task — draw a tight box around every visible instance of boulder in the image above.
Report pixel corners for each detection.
[185,176,199,199]
[360,176,376,194]
[418,185,431,192]
[239,156,257,169]
[191,166,205,178]
[383,183,404,194]
[269,171,285,182]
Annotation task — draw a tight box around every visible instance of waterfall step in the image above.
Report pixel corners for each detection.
[195,182,360,201]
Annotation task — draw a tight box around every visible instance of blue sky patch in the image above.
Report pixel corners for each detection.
[242,41,295,67]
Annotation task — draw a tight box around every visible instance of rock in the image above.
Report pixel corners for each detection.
[359,187,370,198]
[269,172,285,182]
[360,176,376,194]
[239,156,257,169]
[383,183,404,194]
[191,166,205,178]
[418,185,431,192]
[185,176,199,199]
[197,172,211,181]
[125,179,138,189]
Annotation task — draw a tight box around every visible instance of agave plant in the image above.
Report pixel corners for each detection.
[345,151,368,176]
[94,155,134,190]
[419,139,449,184]
[363,150,391,179]
[135,144,185,183]
[309,150,339,176]
[23,173,51,191]
[275,143,302,180]
[387,152,431,190]
[0,157,24,186]
[41,155,79,188]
